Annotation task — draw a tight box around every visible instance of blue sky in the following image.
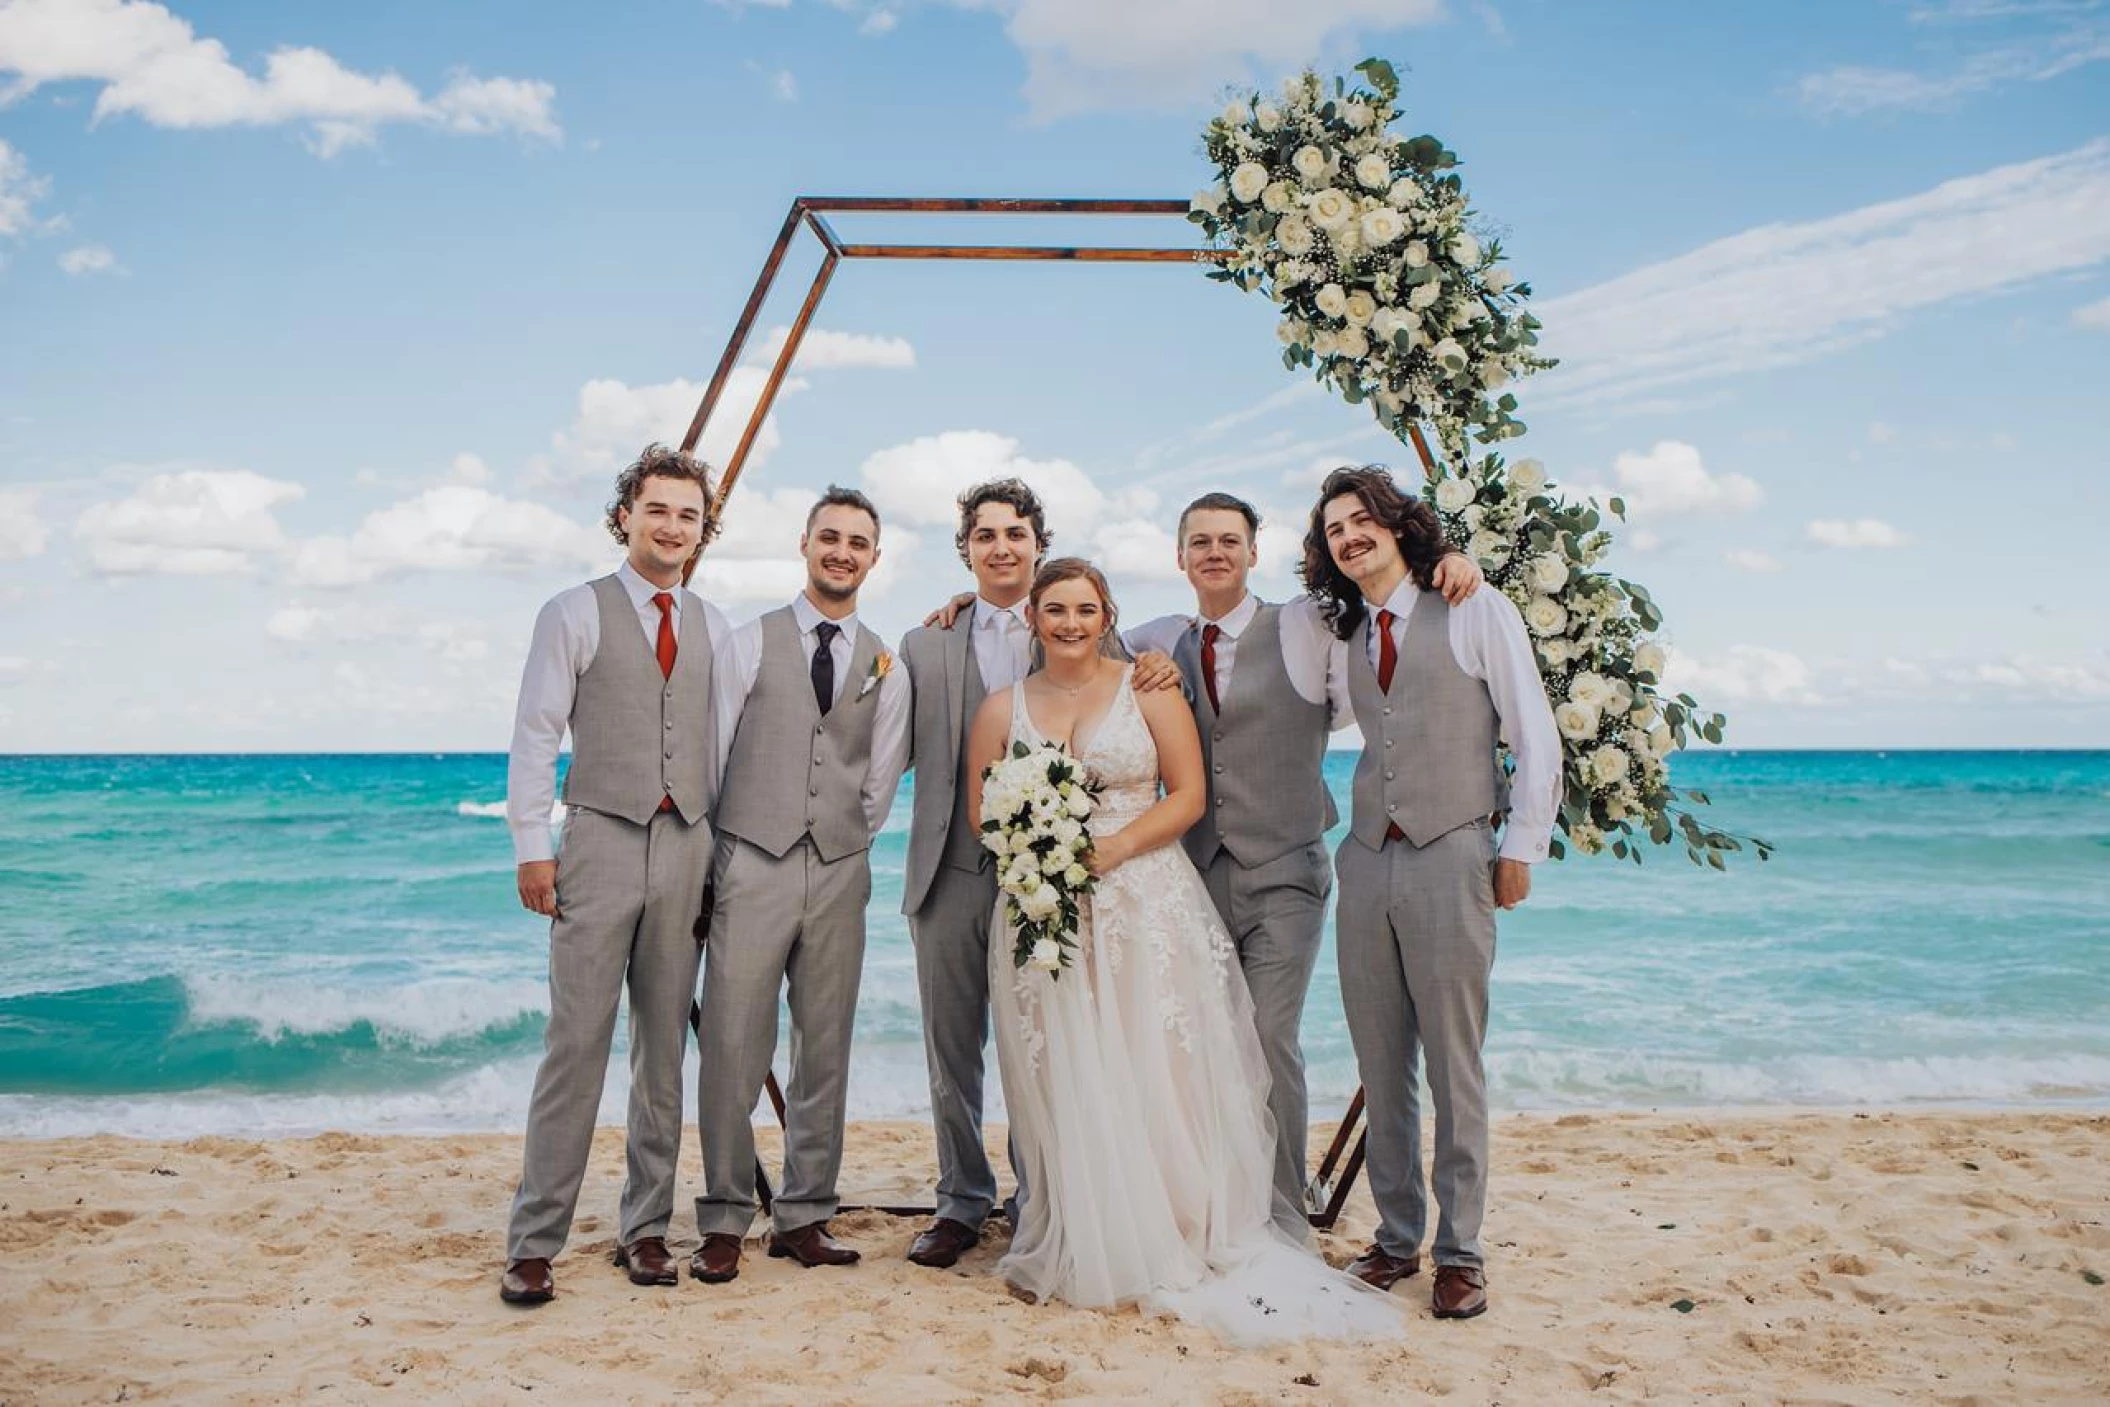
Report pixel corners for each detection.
[2,0,2106,751]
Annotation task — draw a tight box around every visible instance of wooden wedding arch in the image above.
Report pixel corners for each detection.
[684,196,1440,1231]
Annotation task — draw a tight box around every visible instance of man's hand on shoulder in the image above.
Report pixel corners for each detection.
[922,592,977,630]
[1434,550,1484,605]
[1131,650,1182,693]
[518,860,559,918]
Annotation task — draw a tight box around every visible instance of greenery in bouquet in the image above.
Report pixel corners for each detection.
[979,740,1105,975]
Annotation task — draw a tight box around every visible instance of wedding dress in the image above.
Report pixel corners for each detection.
[988,668,1404,1345]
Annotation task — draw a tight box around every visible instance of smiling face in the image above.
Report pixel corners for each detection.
[801,502,880,604]
[617,473,708,585]
[965,501,1041,604]
[1028,574,1111,663]
[1177,507,1258,602]
[1321,489,1405,599]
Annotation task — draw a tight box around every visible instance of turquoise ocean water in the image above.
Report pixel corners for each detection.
[1,751,2105,1137]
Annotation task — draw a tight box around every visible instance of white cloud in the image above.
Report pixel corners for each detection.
[1796,21,2110,115]
[290,485,605,587]
[445,452,493,485]
[57,243,120,275]
[1537,140,2110,407]
[1807,517,1908,548]
[987,0,1443,120]
[1866,420,1899,443]
[78,467,303,575]
[537,370,798,490]
[1664,644,1825,706]
[1949,656,2110,701]
[860,9,899,35]
[2075,294,2110,329]
[0,137,50,238]
[1724,548,1784,573]
[751,325,916,371]
[0,487,49,559]
[1597,441,1763,519]
[0,0,560,155]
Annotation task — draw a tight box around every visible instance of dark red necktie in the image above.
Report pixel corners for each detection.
[1199,622,1223,714]
[653,592,676,813]
[652,592,677,678]
[1376,609,1403,842]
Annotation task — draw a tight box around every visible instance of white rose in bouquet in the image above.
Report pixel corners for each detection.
[1261,180,1295,213]
[1432,336,1467,368]
[1276,316,1305,346]
[1387,177,1421,208]
[1342,100,1374,130]
[1337,326,1370,359]
[1229,161,1270,204]
[1359,206,1406,246]
[1524,597,1569,637]
[1568,671,1614,710]
[1028,938,1063,972]
[1408,281,1442,310]
[1647,724,1675,759]
[1040,848,1069,876]
[1292,145,1332,183]
[1277,215,1315,255]
[1255,101,1282,132]
[1314,282,1349,319]
[1462,503,1485,531]
[1193,184,1229,217]
[1343,290,1377,325]
[1434,477,1475,513]
[1468,528,1511,565]
[1481,362,1510,390]
[1308,188,1355,231]
[1589,744,1630,787]
[1509,459,1547,495]
[1312,329,1341,358]
[1064,862,1090,887]
[1606,678,1635,715]
[1539,637,1572,667]
[1555,700,1601,742]
[1483,266,1512,294]
[1369,307,1405,345]
[1527,554,1568,594]
[1449,232,1481,265]
[1355,152,1391,189]
[1222,100,1249,127]
[1633,642,1667,678]
[1403,239,1430,268]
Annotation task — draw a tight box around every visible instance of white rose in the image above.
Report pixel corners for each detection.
[1481,362,1510,391]
[1255,102,1282,132]
[1524,597,1569,637]
[1590,744,1630,787]
[1314,282,1349,319]
[1508,459,1546,496]
[1434,478,1474,513]
[1402,240,1429,269]
[1342,290,1377,325]
[1538,637,1572,667]
[1276,215,1314,255]
[1342,100,1373,130]
[1311,329,1340,358]
[1292,145,1331,183]
[1468,529,1510,565]
[1229,161,1270,204]
[1647,724,1675,759]
[1569,671,1614,710]
[1432,336,1467,368]
[1029,938,1063,971]
[1191,185,1227,217]
[1064,863,1090,888]
[1555,701,1601,742]
[1261,180,1295,213]
[1482,266,1512,294]
[1307,188,1355,231]
[1354,152,1391,189]
[1633,642,1667,678]
[1359,206,1405,247]
[1041,849,1069,876]
[1337,326,1370,359]
[1462,503,1484,531]
[1276,316,1306,346]
[1408,280,1442,311]
[1449,232,1481,265]
[1528,555,1568,594]
[1605,678,1635,715]
[1387,177,1420,209]
[1222,100,1249,128]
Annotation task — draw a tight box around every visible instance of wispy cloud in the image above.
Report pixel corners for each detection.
[2074,293,2110,329]
[1797,1,2109,114]
[1532,140,2110,409]
[0,137,49,238]
[1807,517,1909,549]
[58,243,121,275]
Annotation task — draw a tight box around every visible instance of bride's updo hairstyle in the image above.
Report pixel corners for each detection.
[1028,557,1130,661]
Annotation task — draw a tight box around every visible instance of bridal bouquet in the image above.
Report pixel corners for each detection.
[1190,57,1554,460]
[979,741,1103,977]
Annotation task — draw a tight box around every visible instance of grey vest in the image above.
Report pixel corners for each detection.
[939,644,991,873]
[1174,603,1337,869]
[1346,588,1508,851]
[716,606,884,863]
[560,574,715,826]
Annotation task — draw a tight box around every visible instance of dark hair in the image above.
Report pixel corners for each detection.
[1299,465,1450,641]
[804,484,881,541]
[954,477,1050,566]
[605,444,721,548]
[1177,491,1261,542]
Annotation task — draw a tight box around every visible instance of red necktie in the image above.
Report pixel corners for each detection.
[1199,622,1223,714]
[1376,609,1403,842]
[653,592,676,813]
[652,592,677,678]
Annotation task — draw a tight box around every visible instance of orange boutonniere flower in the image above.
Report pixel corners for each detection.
[858,649,894,700]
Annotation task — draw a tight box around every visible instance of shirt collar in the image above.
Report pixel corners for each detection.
[617,559,679,609]
[1375,577,1421,625]
[793,591,855,638]
[975,596,1030,632]
[1200,592,1259,638]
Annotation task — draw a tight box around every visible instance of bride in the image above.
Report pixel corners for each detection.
[964,558,1404,1345]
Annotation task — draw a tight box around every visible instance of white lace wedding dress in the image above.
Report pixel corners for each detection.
[989,669,1405,1345]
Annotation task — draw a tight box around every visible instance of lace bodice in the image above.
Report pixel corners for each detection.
[1010,667,1159,827]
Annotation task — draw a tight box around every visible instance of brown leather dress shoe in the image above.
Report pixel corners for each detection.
[1432,1264,1488,1319]
[500,1257,554,1305]
[614,1236,678,1286]
[1346,1245,1422,1292]
[689,1233,742,1284]
[906,1217,979,1269]
[767,1221,861,1268]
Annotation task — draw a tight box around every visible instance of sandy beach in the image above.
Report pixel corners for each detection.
[1,1111,2104,1404]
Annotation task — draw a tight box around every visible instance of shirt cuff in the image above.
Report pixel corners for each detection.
[1498,830,1548,864]
[511,822,556,866]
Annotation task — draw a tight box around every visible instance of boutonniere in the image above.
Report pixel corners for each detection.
[857,649,894,700]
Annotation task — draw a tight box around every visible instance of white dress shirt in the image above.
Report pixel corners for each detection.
[1127,592,1353,730]
[1361,579,1562,864]
[506,560,734,865]
[972,596,1034,691]
[712,591,913,838]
